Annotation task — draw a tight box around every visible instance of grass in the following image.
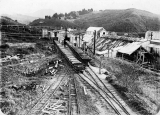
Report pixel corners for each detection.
[0,38,60,115]
[97,57,160,114]
[74,8,160,32]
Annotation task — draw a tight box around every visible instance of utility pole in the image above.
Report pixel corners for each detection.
[64,28,68,47]
[99,54,104,74]
[93,30,96,55]
[84,42,86,54]
[151,32,153,40]
[108,45,109,57]
[79,34,80,47]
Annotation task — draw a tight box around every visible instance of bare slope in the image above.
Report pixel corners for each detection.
[74,8,160,32]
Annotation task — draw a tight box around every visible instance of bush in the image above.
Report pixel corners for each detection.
[0,44,9,49]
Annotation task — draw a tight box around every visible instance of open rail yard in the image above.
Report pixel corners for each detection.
[0,37,125,115]
[1,17,160,115]
[0,29,138,115]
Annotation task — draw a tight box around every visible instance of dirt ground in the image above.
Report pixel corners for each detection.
[0,39,117,115]
[91,57,160,115]
[2,36,160,115]
[0,40,61,115]
[75,74,116,115]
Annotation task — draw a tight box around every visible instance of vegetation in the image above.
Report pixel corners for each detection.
[1,16,23,25]
[29,18,78,28]
[44,8,93,20]
[101,58,160,114]
[74,8,160,32]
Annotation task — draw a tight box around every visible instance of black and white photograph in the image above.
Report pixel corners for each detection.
[0,0,160,115]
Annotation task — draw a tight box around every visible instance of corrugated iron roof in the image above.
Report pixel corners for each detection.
[118,42,141,55]
[86,27,104,32]
[83,34,94,42]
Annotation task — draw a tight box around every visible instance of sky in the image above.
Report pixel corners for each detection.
[0,0,160,16]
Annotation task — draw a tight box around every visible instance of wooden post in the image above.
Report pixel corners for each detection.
[151,32,153,40]
[108,45,109,57]
[99,56,102,74]
[84,42,86,54]
[99,55,104,74]
[0,31,1,45]
[93,30,96,55]
[142,53,145,64]
[79,34,80,47]
[17,26,19,33]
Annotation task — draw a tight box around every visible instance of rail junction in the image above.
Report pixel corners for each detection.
[18,38,138,115]
[1,23,138,114]
[52,39,137,115]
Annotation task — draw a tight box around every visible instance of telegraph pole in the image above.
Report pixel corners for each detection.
[99,54,104,74]
[108,45,109,57]
[64,28,68,47]
[79,34,80,47]
[151,32,153,40]
[93,30,96,55]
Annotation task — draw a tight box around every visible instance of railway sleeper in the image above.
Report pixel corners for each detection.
[71,100,78,104]
[70,90,76,94]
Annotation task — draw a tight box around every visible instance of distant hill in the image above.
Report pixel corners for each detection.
[26,9,55,18]
[74,8,160,32]
[29,18,78,28]
[2,14,39,25]
[1,16,23,25]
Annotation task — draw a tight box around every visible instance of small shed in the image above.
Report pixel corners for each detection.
[83,27,108,43]
[117,42,153,64]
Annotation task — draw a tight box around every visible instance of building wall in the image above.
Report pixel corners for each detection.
[69,34,84,47]
[145,31,160,40]
[57,31,65,43]
[99,29,108,37]
[86,29,108,38]
[42,29,48,38]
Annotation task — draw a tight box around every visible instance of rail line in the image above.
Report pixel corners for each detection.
[54,40,136,115]
[76,73,121,114]
[78,71,130,115]
[23,63,72,115]
[73,56,135,114]
[68,76,80,115]
[85,66,132,114]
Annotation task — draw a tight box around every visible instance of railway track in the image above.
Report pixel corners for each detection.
[53,40,136,115]
[22,63,72,115]
[68,76,80,115]
[77,66,136,115]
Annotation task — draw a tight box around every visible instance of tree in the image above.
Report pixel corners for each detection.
[65,13,68,17]
[52,13,58,19]
[91,8,93,12]
[59,13,64,17]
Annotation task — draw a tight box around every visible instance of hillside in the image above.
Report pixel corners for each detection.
[1,16,24,25]
[74,8,160,32]
[2,14,39,25]
[29,18,78,28]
